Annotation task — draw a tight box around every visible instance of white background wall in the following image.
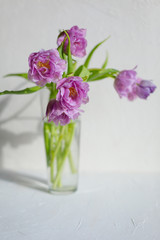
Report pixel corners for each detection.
[0,0,159,173]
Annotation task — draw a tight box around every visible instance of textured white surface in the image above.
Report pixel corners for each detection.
[0,0,160,172]
[0,170,160,240]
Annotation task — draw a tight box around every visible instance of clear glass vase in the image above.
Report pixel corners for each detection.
[43,119,80,194]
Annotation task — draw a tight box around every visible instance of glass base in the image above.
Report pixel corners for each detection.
[48,186,77,195]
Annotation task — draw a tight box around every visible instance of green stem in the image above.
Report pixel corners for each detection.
[50,124,55,183]
[64,30,73,74]
[57,154,62,187]
[48,82,57,100]
[53,123,75,188]
[43,122,50,166]
[68,150,77,174]
[50,125,65,182]
[56,143,63,187]
[52,126,65,161]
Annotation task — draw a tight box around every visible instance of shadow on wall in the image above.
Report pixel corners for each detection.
[0,93,42,169]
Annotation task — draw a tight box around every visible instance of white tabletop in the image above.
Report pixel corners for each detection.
[0,169,160,240]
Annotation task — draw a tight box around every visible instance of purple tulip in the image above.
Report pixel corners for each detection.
[114,69,141,101]
[114,69,156,101]
[57,26,87,58]
[46,99,80,125]
[136,80,156,99]
[56,76,89,110]
[28,49,66,87]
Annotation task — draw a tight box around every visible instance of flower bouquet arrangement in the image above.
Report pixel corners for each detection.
[0,26,156,193]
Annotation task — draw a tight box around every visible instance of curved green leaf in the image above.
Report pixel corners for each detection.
[102,52,109,69]
[4,73,28,80]
[74,65,90,81]
[0,86,42,96]
[57,36,67,59]
[84,36,110,68]
[87,68,119,82]
[57,44,63,59]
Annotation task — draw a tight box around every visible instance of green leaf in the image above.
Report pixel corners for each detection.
[62,53,67,61]
[4,73,28,80]
[102,52,109,69]
[64,30,73,75]
[87,68,119,82]
[57,37,67,60]
[72,59,77,73]
[84,36,110,68]
[0,86,42,96]
[57,44,64,59]
[74,65,91,81]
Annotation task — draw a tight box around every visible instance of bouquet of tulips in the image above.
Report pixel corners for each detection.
[0,26,156,192]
